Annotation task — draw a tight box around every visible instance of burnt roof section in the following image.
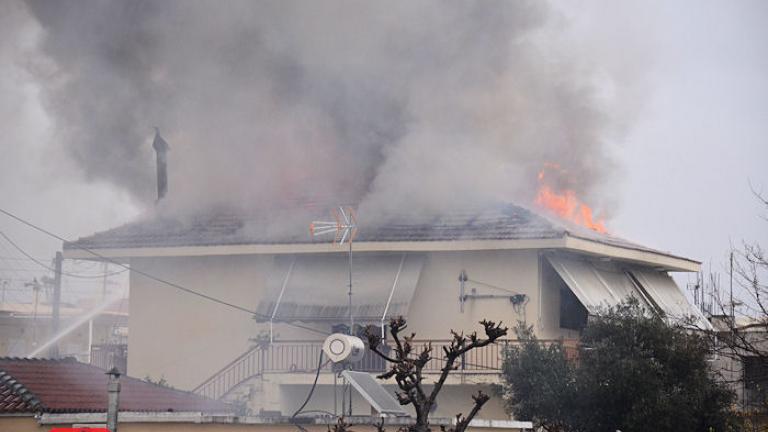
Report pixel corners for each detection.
[65,202,659,252]
[0,357,231,414]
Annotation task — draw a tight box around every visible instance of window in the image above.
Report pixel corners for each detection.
[744,356,768,407]
[560,287,588,330]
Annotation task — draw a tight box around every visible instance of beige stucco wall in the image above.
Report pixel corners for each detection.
[5,417,528,432]
[110,425,524,432]
[3,416,296,432]
[128,249,579,395]
[130,255,276,390]
[0,416,39,431]
[275,383,507,420]
[405,249,578,341]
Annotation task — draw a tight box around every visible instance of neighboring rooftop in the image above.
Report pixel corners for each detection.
[0,357,231,414]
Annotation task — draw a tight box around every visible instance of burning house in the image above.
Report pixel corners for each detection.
[4,0,763,429]
[62,200,707,420]
[35,3,708,420]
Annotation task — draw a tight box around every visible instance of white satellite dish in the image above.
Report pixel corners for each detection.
[322,333,365,363]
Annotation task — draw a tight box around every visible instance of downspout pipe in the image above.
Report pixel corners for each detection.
[270,258,296,343]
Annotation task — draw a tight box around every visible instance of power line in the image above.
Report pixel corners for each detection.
[0,268,50,273]
[0,256,50,261]
[0,244,39,285]
[0,207,328,336]
[0,232,129,279]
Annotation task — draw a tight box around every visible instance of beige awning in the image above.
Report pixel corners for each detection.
[547,254,645,313]
[546,254,711,329]
[256,253,424,323]
[629,268,711,329]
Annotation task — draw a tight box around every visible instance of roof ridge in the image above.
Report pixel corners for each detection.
[0,356,78,362]
[118,373,225,399]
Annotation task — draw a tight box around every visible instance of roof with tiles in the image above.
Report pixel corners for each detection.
[0,357,231,414]
[64,202,667,256]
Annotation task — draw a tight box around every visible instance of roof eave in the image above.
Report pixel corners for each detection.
[63,235,700,272]
[563,235,701,272]
[64,238,568,259]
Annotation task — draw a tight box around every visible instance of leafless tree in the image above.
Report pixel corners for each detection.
[358,316,508,432]
[707,188,768,417]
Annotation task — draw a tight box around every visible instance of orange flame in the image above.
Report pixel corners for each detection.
[535,163,607,233]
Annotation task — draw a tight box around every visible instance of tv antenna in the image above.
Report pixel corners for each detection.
[310,206,358,333]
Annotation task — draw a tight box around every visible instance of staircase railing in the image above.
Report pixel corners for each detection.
[193,344,265,400]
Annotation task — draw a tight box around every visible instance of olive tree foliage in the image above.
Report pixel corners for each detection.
[498,324,578,431]
[500,299,739,432]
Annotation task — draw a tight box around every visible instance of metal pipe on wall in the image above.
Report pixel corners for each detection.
[270,258,296,343]
[381,254,407,339]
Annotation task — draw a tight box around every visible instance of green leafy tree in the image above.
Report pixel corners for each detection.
[500,299,739,432]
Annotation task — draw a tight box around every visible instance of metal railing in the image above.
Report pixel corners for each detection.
[193,344,265,400]
[90,343,128,373]
[193,339,578,400]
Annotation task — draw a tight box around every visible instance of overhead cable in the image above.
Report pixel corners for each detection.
[0,207,329,336]
[0,232,128,279]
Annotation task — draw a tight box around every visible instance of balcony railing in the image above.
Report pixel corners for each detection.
[193,339,577,400]
[90,343,128,373]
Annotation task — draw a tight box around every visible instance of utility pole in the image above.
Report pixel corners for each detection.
[1,279,7,305]
[101,261,108,300]
[459,270,468,313]
[25,278,41,351]
[106,367,121,432]
[50,251,62,358]
[729,251,735,321]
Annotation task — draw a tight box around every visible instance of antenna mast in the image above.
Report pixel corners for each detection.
[310,206,358,334]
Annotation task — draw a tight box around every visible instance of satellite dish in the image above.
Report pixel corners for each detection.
[323,333,365,363]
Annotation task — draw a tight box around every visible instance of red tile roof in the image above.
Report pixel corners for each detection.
[0,358,231,414]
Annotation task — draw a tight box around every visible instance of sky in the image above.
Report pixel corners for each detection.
[0,1,766,306]
[560,1,768,275]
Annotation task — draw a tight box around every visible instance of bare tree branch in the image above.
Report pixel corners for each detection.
[364,317,507,432]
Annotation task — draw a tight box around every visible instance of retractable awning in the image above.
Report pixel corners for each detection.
[255,253,425,323]
[546,254,711,329]
[629,268,711,329]
[546,254,644,313]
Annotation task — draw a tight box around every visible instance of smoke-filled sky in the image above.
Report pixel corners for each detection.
[17,0,621,218]
[0,1,766,297]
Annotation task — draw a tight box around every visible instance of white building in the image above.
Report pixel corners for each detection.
[64,203,706,420]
